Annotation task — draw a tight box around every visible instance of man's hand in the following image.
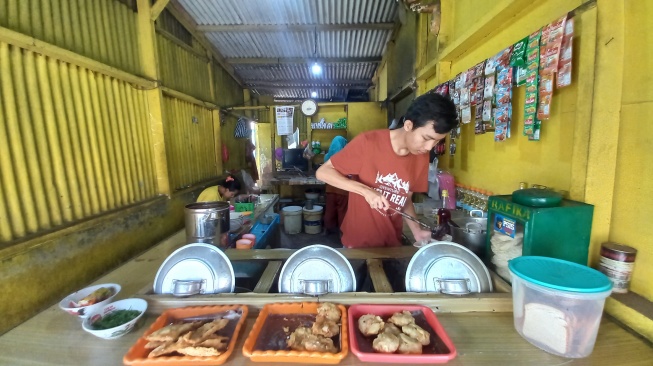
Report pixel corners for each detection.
[413,229,432,243]
[363,188,390,211]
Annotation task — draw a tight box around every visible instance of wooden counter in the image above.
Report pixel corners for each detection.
[1,231,651,365]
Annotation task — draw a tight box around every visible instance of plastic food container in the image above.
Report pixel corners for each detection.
[123,305,248,365]
[242,302,348,364]
[508,256,613,358]
[347,304,456,363]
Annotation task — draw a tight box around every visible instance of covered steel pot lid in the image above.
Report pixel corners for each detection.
[153,243,235,295]
[278,244,356,295]
[405,241,493,294]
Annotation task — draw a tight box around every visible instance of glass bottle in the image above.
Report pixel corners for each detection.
[432,190,452,241]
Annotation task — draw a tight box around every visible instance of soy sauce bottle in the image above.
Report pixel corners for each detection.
[431,190,452,241]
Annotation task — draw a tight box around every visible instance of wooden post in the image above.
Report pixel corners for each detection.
[137,0,170,196]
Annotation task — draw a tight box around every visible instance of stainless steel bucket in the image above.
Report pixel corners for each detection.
[184,202,230,247]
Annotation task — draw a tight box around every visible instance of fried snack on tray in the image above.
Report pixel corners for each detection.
[288,327,337,353]
[312,316,340,338]
[358,314,385,336]
[317,302,341,322]
[388,311,415,327]
[373,332,400,353]
[146,318,230,358]
[397,333,423,354]
[382,323,402,336]
[146,322,201,342]
[402,323,430,346]
[284,303,341,354]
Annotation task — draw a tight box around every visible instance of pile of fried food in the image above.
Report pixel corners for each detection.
[358,310,430,354]
[286,303,341,353]
[145,318,230,358]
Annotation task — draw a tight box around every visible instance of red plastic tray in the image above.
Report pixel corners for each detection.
[347,304,456,363]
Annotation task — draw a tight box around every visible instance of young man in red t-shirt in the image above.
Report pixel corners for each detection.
[316,93,457,248]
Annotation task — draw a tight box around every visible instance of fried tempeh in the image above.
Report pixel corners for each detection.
[188,318,229,344]
[146,322,201,342]
[176,346,222,357]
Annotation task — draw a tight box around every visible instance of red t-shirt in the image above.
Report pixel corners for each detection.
[330,130,429,248]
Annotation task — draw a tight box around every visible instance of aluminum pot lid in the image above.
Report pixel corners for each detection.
[153,243,234,295]
[405,241,493,294]
[278,244,356,295]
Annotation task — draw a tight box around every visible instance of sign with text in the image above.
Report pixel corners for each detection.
[275,106,294,136]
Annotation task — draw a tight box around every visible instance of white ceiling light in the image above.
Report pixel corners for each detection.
[311,63,322,75]
[311,91,318,98]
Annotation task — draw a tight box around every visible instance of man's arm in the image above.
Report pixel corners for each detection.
[316,160,390,210]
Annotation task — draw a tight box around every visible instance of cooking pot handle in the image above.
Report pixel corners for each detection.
[300,279,330,296]
[435,278,471,295]
[465,222,483,234]
[470,209,484,218]
[172,279,205,297]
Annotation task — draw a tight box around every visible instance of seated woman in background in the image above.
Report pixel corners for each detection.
[323,136,349,234]
[196,175,241,202]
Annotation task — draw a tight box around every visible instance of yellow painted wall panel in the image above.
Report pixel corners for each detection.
[612,105,653,301]
[0,0,141,75]
[0,41,157,244]
[348,102,387,138]
[162,96,218,191]
[451,0,499,42]
[621,1,653,104]
[438,0,581,195]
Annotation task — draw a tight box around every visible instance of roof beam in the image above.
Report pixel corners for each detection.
[151,0,170,20]
[197,23,395,32]
[244,79,371,87]
[229,57,382,65]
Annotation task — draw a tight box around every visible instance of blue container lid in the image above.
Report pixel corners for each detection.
[508,256,612,293]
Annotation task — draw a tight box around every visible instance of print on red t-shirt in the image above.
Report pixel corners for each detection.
[329,130,429,248]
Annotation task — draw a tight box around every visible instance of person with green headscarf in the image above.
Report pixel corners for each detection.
[323,136,349,235]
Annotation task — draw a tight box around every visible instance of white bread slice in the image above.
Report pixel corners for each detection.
[522,302,569,355]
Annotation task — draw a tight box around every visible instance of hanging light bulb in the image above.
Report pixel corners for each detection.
[311,91,318,98]
[311,62,322,75]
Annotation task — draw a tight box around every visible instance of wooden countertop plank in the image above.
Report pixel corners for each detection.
[366,258,394,293]
[252,261,282,293]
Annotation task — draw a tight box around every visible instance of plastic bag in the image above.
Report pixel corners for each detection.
[428,158,440,199]
[302,144,315,159]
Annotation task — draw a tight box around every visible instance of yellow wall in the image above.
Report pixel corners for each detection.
[416,0,653,340]
[612,0,653,300]
[0,0,243,334]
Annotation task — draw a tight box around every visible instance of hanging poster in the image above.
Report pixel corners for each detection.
[275,106,294,136]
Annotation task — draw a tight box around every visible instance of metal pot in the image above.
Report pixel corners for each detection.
[184,202,230,246]
[450,216,488,258]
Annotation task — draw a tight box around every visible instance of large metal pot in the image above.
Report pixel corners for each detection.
[184,202,230,247]
[450,216,487,258]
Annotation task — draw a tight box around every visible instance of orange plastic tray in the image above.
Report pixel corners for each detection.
[242,302,348,364]
[123,305,248,366]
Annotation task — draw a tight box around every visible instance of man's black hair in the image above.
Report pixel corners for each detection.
[403,93,458,134]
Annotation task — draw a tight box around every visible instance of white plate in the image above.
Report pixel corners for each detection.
[153,243,234,294]
[406,241,493,294]
[278,244,356,294]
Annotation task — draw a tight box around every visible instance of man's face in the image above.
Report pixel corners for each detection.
[404,120,448,155]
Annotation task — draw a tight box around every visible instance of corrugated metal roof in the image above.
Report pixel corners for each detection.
[179,0,397,25]
[177,0,398,101]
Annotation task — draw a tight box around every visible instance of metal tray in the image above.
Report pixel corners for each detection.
[405,241,493,294]
[278,245,356,294]
[153,243,235,295]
